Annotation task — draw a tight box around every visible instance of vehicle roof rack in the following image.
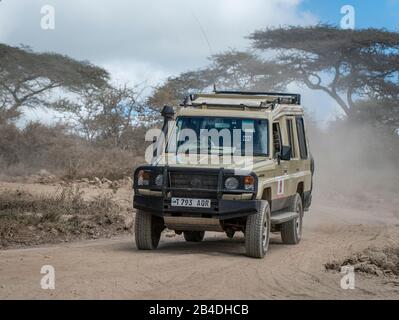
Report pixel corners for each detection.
[214,90,301,105]
[180,90,301,108]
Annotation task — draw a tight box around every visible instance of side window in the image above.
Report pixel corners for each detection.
[296,117,308,159]
[272,122,281,156]
[286,119,296,158]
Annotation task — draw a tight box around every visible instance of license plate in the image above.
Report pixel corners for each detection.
[171,198,211,208]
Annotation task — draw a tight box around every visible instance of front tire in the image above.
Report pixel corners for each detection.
[183,231,205,242]
[134,210,163,250]
[245,201,271,259]
[281,193,303,244]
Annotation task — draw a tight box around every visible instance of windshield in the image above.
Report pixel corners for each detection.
[167,117,269,156]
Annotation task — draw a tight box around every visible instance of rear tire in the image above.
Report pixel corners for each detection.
[281,193,303,245]
[134,210,163,250]
[245,201,271,259]
[183,231,205,242]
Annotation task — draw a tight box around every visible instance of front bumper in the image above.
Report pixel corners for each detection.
[133,166,261,220]
[133,194,263,220]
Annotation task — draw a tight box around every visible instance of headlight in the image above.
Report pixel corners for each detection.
[155,174,163,187]
[137,170,150,186]
[244,176,255,191]
[225,177,239,190]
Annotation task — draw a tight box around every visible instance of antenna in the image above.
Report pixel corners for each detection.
[192,13,213,56]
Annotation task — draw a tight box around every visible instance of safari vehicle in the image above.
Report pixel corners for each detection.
[133,91,314,258]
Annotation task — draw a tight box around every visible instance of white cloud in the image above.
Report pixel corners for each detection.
[16,108,64,127]
[0,0,317,84]
[101,60,169,88]
[1,0,333,125]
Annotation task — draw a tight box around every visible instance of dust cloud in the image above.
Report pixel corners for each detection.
[308,120,399,219]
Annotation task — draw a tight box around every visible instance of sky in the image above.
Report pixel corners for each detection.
[0,0,398,125]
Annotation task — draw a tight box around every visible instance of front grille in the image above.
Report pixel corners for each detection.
[169,172,218,199]
[170,173,218,190]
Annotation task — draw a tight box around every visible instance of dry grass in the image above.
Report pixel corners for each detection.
[0,185,132,248]
[0,122,145,180]
[61,146,144,181]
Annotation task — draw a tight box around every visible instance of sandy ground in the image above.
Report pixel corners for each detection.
[0,181,398,299]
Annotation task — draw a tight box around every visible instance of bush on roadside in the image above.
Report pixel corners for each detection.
[325,246,399,277]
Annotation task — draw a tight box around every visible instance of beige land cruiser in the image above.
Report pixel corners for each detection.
[133,91,314,258]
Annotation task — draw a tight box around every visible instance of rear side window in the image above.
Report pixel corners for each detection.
[296,117,308,159]
[272,123,282,156]
[286,119,296,158]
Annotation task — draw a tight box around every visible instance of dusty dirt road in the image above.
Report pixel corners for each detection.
[0,181,398,300]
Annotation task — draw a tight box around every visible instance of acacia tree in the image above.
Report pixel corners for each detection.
[147,50,289,108]
[249,24,399,118]
[148,25,399,121]
[0,44,109,123]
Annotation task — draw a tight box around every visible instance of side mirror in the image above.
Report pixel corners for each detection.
[161,105,175,120]
[280,145,292,161]
[157,106,175,159]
